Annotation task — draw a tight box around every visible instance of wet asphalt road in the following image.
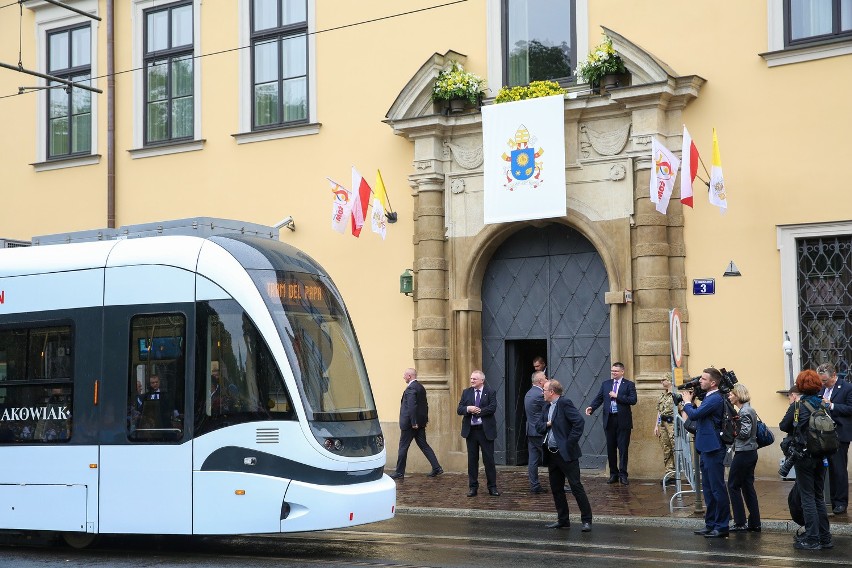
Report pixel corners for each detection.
[2,514,850,567]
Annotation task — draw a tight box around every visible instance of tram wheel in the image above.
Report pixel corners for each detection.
[61,531,98,549]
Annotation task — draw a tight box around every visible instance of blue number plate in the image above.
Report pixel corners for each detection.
[693,279,715,295]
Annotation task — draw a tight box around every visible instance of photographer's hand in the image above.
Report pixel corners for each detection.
[682,390,693,404]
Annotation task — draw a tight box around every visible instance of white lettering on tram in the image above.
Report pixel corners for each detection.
[0,406,69,421]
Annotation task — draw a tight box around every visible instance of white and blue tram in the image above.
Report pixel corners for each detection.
[0,219,394,546]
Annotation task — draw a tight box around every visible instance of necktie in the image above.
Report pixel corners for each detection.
[472,390,481,425]
[546,401,557,448]
[610,380,619,413]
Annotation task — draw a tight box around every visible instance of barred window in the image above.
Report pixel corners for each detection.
[797,235,852,376]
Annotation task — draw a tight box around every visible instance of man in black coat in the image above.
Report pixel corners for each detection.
[524,370,548,493]
[585,361,638,484]
[817,363,852,514]
[390,368,443,479]
[536,379,593,531]
[457,369,499,496]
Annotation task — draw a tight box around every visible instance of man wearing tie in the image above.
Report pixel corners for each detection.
[585,362,638,485]
[817,363,852,515]
[457,370,499,497]
[537,379,593,531]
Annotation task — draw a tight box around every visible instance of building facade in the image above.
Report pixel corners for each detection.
[1,0,851,477]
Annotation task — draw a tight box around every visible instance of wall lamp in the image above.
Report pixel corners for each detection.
[274,216,296,232]
[400,269,414,296]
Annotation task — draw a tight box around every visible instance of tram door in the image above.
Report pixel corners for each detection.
[96,267,195,534]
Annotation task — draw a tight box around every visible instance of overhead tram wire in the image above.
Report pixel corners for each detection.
[0,0,470,101]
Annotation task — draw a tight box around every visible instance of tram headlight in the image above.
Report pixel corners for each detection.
[323,437,344,452]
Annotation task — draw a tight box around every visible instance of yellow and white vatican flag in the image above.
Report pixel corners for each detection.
[482,94,566,224]
[709,128,727,213]
[370,170,389,239]
[650,137,681,214]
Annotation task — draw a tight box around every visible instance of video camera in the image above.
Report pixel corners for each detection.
[672,368,738,405]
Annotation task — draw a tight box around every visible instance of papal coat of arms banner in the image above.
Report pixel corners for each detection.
[482,94,566,224]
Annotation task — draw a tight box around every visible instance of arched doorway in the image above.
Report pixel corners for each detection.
[481,223,610,468]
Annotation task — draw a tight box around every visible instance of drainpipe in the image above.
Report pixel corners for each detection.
[106,0,115,228]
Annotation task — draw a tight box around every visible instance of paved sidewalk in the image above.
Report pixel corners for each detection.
[390,466,852,535]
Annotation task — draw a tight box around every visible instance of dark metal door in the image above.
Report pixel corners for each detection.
[482,224,610,468]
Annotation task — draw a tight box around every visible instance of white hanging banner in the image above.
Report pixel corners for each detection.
[482,94,566,224]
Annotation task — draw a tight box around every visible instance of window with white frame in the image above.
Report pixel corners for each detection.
[778,222,852,383]
[143,1,194,145]
[250,0,308,129]
[504,0,574,87]
[46,24,92,159]
[786,0,852,46]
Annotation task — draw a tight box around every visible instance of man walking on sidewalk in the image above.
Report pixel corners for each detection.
[537,379,593,532]
[390,368,443,480]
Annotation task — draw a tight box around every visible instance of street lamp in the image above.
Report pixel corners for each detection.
[783,331,794,386]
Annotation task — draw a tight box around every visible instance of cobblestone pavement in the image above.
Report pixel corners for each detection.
[390,466,851,530]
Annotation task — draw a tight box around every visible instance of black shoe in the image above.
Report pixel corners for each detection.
[545,521,570,529]
[704,529,729,538]
[663,478,677,486]
[466,488,477,497]
[693,528,712,536]
[607,475,619,484]
[389,472,404,480]
[794,540,821,550]
[619,476,629,485]
[832,505,847,514]
[747,525,762,532]
[581,522,592,532]
[820,539,834,549]
[530,487,548,494]
[488,488,501,496]
[427,467,444,477]
[730,525,748,533]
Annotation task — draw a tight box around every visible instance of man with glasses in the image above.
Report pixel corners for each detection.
[585,362,638,485]
[537,380,593,531]
[457,370,499,497]
[817,363,852,515]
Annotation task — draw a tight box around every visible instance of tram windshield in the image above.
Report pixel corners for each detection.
[249,269,377,422]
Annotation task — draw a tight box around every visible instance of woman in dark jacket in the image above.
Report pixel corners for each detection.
[779,369,832,550]
[728,383,760,532]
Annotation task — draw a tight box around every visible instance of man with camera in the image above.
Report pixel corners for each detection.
[817,363,852,515]
[680,368,730,538]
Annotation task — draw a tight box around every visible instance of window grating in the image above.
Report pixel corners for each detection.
[797,235,852,377]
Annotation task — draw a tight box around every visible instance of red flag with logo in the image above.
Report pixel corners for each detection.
[351,166,372,237]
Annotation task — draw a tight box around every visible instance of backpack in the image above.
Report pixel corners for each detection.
[799,400,839,457]
[719,397,740,445]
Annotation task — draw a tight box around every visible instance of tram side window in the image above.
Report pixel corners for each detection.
[195,300,295,436]
[128,314,186,442]
[0,325,73,443]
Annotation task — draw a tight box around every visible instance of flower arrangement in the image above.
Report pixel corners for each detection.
[574,35,626,86]
[494,80,567,104]
[431,61,486,105]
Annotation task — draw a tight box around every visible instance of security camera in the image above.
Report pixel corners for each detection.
[274,216,295,231]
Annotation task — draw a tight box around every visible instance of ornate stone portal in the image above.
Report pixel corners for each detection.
[384,29,705,476]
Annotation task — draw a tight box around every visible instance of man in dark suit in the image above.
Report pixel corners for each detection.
[390,368,443,480]
[817,363,852,514]
[585,361,638,484]
[536,379,593,531]
[524,370,548,493]
[457,369,499,496]
[681,368,730,538]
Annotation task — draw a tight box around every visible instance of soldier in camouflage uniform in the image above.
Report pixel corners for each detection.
[654,372,676,484]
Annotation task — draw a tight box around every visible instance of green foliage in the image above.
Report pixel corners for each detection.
[574,35,626,86]
[494,80,567,104]
[431,61,486,105]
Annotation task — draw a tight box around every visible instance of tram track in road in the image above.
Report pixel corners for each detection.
[260,527,852,567]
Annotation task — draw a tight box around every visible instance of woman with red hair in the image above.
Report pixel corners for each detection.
[779,369,832,550]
